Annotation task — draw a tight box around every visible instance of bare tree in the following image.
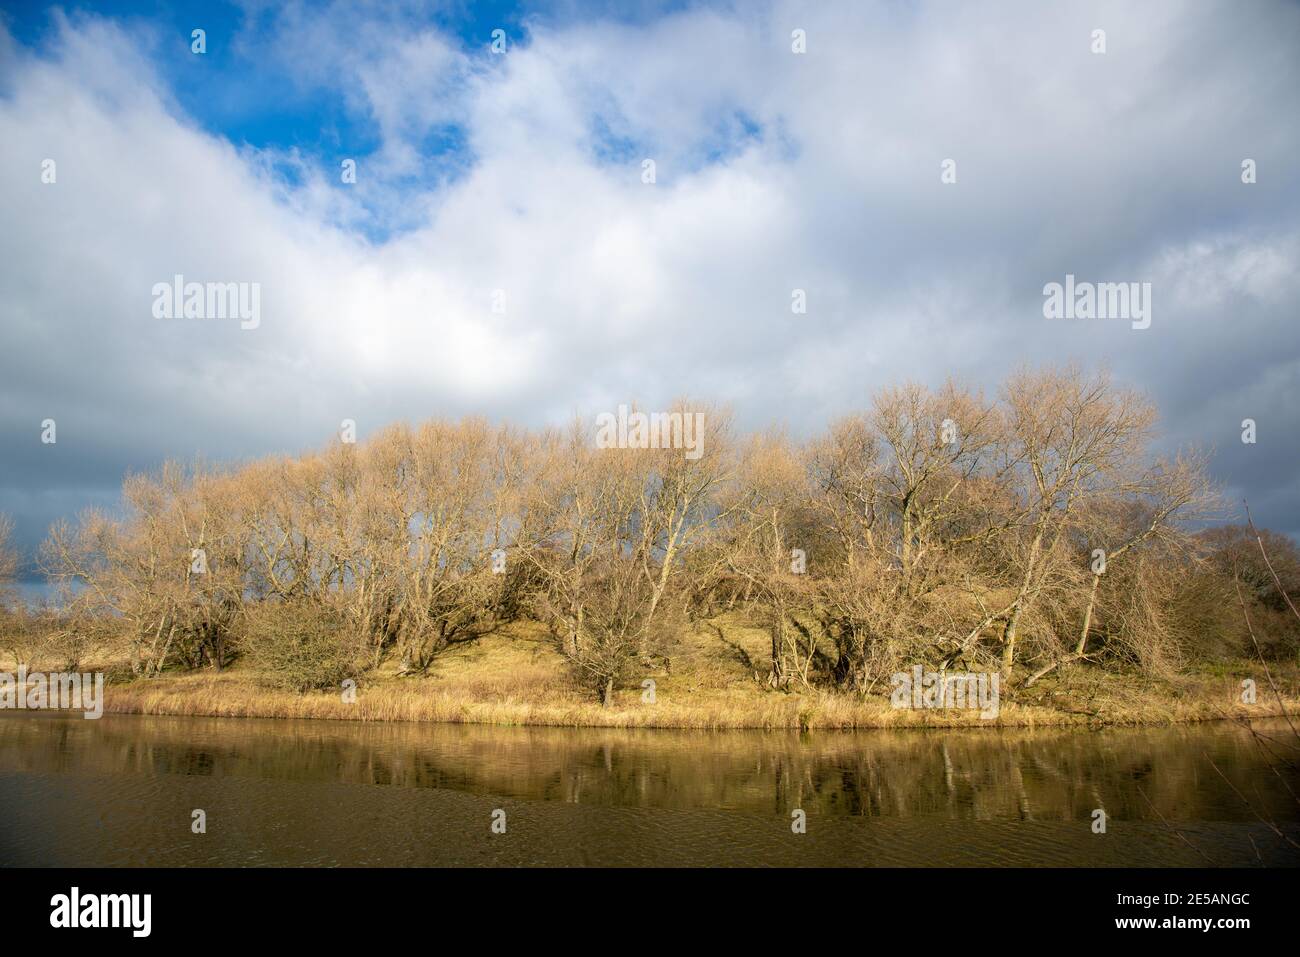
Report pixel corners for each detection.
[26,368,1280,703]
[995,367,1157,682]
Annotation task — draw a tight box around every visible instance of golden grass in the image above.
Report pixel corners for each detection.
[49,617,1299,731]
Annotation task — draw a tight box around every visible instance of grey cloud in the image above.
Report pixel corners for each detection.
[1,0,1297,570]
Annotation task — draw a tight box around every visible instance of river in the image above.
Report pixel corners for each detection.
[1,713,1297,866]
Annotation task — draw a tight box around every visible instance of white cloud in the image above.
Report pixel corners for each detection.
[1,0,1299,557]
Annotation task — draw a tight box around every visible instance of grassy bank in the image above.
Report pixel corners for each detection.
[54,619,1300,730]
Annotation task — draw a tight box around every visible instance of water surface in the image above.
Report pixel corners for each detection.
[1,713,1297,866]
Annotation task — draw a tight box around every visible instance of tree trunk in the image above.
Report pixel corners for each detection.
[602,676,614,707]
[1002,528,1045,681]
[1074,573,1102,656]
[1000,605,1021,681]
[769,611,785,687]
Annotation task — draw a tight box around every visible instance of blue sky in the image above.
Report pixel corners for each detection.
[1,0,1299,575]
[3,1,703,239]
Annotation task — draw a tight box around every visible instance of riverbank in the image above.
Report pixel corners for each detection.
[67,620,1300,730]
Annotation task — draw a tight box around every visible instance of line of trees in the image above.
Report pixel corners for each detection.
[5,367,1297,702]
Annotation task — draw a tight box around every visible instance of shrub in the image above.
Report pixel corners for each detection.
[242,602,367,692]
[0,606,49,670]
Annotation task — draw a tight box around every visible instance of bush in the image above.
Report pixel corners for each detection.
[0,606,49,670]
[242,602,367,692]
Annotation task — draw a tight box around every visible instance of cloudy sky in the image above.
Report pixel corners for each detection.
[1,0,1298,574]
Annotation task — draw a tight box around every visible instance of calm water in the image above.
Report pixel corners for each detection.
[1,713,1297,867]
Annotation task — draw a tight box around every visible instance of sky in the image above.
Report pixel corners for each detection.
[0,0,1298,577]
